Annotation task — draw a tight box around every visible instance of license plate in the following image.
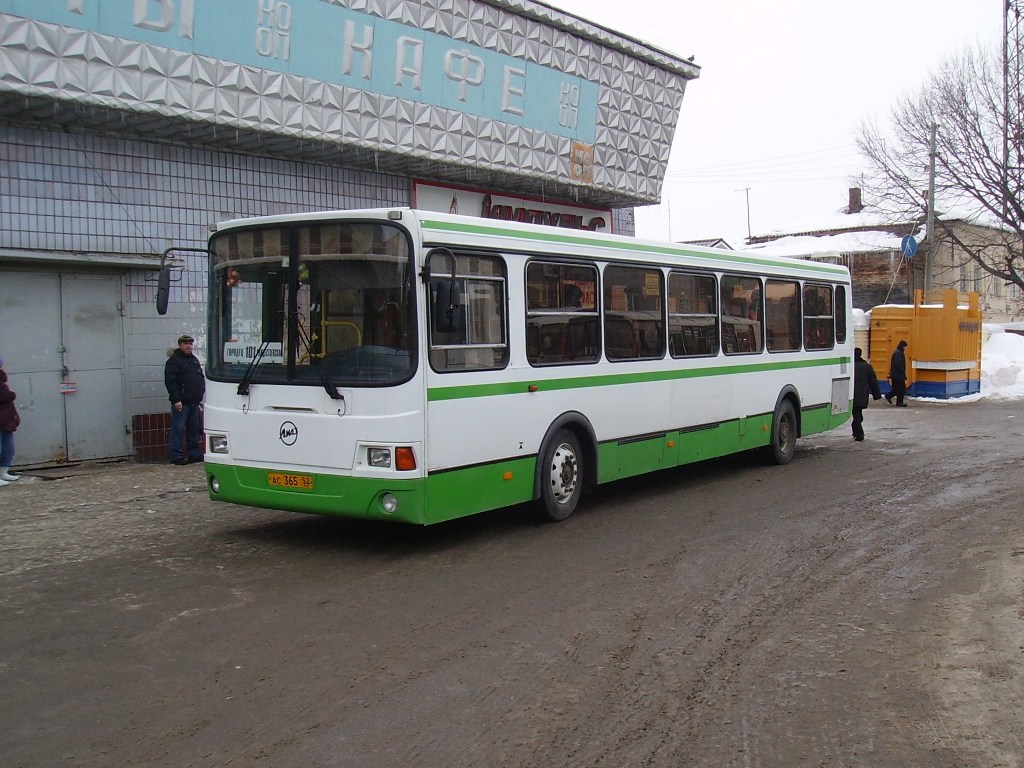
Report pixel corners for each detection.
[267,471,315,492]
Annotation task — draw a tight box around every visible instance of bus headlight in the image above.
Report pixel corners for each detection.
[368,447,391,468]
[209,434,229,454]
[209,476,220,493]
[381,493,399,514]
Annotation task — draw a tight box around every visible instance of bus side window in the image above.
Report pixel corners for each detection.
[427,251,509,372]
[525,261,599,366]
[803,283,834,350]
[668,271,718,358]
[765,279,800,352]
[603,265,664,361]
[835,285,848,343]
[721,274,763,355]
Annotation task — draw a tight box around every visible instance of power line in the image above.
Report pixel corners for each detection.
[664,151,868,187]
[666,144,862,176]
[666,172,865,186]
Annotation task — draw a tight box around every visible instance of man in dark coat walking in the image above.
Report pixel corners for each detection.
[164,334,206,465]
[885,339,909,406]
[853,347,881,441]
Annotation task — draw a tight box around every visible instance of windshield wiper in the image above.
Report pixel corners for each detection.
[236,337,277,396]
[294,312,344,400]
[314,361,344,401]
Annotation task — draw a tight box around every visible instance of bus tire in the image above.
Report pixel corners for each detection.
[767,399,797,465]
[540,428,583,522]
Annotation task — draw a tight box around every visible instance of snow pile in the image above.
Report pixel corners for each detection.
[981,330,1024,400]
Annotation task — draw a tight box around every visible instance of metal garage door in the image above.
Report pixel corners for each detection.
[0,270,130,465]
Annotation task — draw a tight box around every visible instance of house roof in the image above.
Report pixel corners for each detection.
[740,228,918,259]
[740,202,922,259]
[678,237,733,250]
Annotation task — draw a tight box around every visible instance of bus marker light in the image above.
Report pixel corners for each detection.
[503,471,513,481]
[381,493,399,513]
[395,447,416,471]
[667,440,675,448]
[528,385,538,392]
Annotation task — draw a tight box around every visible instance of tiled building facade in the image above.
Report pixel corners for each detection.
[0,0,696,466]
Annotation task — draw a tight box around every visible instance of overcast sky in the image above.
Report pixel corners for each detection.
[545,0,1002,243]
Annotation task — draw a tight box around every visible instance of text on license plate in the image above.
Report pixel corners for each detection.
[267,471,315,492]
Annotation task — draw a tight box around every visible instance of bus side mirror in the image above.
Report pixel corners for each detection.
[434,279,461,333]
[156,266,170,315]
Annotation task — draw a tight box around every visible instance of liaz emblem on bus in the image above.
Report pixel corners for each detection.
[267,472,315,492]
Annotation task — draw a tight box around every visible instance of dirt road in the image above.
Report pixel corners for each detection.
[1,400,1022,767]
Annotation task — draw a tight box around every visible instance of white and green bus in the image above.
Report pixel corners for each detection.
[201,208,852,524]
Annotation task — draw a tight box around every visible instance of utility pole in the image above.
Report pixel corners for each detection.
[925,123,937,291]
[1004,1,1023,217]
[736,187,751,239]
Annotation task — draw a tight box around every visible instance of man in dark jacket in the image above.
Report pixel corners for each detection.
[852,347,881,441]
[885,339,909,406]
[164,334,206,465]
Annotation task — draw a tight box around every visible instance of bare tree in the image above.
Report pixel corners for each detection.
[856,44,1024,291]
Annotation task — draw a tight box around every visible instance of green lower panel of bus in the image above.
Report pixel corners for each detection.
[598,414,772,483]
[811,403,851,434]
[424,457,536,524]
[206,463,429,524]
[206,405,850,525]
[206,456,538,526]
[598,404,848,484]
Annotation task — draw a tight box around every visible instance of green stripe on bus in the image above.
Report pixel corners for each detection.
[420,218,848,277]
[207,400,851,526]
[428,356,849,401]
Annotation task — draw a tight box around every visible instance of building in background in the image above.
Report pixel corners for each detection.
[743,188,1024,323]
[744,189,917,311]
[924,218,1024,323]
[0,0,698,465]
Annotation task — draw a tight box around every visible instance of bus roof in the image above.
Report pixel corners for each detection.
[211,207,850,282]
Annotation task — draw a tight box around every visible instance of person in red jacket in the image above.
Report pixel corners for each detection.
[0,357,21,486]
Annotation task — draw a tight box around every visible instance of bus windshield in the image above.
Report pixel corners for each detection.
[208,221,415,386]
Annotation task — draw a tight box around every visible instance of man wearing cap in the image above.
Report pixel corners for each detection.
[164,334,206,465]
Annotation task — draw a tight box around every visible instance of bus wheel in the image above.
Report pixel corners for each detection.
[767,399,797,465]
[540,429,583,522]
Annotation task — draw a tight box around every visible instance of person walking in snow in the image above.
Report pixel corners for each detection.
[852,347,881,441]
[886,339,909,406]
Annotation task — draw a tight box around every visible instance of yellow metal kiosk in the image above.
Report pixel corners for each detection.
[869,290,981,399]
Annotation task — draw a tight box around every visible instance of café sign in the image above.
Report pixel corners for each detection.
[7,0,599,142]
